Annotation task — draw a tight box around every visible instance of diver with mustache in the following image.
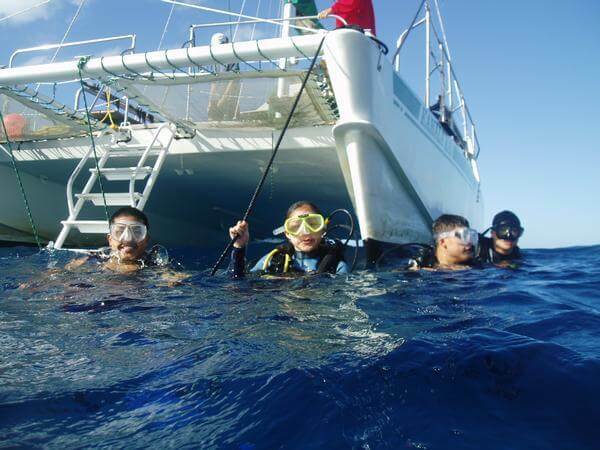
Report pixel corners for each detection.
[65,207,177,276]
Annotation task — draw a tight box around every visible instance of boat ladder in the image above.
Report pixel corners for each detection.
[51,122,176,249]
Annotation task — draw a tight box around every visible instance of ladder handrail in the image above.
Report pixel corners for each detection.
[65,136,111,216]
[66,145,95,215]
[129,123,175,207]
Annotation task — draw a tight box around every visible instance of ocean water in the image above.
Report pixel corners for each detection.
[0,245,599,449]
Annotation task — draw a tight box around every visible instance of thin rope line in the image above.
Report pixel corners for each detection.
[231,42,261,72]
[49,0,86,64]
[232,0,248,42]
[0,0,52,24]
[157,2,176,51]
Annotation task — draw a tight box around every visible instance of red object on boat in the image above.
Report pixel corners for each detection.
[2,114,27,140]
[330,0,376,35]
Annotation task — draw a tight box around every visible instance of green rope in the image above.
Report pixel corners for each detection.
[77,56,110,223]
[0,110,43,249]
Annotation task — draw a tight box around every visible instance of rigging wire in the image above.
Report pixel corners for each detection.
[0,0,52,24]
[210,35,327,276]
[228,0,233,40]
[232,0,248,42]
[157,2,176,51]
[49,0,86,65]
[251,0,262,40]
[31,0,85,96]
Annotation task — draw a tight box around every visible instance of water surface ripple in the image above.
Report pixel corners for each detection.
[1,245,599,449]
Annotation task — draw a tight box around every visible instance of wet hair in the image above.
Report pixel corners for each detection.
[285,201,322,220]
[432,214,469,237]
[110,207,149,228]
[492,210,521,229]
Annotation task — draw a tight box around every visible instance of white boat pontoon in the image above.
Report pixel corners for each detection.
[0,0,482,261]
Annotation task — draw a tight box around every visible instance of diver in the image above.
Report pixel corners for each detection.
[228,201,350,277]
[19,207,186,290]
[477,210,523,266]
[65,207,184,281]
[318,0,377,35]
[410,214,479,271]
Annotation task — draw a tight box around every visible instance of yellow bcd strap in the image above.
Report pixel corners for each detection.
[262,249,280,271]
[262,248,292,273]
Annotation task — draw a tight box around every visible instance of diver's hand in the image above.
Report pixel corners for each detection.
[65,256,89,271]
[229,220,250,248]
[318,7,332,19]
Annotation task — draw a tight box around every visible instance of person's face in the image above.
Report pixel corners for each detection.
[492,231,518,254]
[284,205,324,253]
[107,215,149,262]
[438,228,475,263]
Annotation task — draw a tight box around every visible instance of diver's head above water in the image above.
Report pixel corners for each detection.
[432,214,478,267]
[491,210,523,255]
[229,201,327,254]
[282,201,326,254]
[107,207,149,263]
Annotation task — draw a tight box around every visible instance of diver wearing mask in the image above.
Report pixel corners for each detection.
[478,211,523,266]
[228,201,350,277]
[64,207,172,274]
[410,214,479,270]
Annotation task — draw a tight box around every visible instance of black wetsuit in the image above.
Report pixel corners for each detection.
[477,236,522,265]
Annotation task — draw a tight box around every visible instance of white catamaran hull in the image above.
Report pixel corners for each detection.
[325,29,483,246]
[0,29,482,250]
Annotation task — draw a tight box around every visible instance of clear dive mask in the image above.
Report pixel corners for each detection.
[283,213,326,236]
[436,227,479,247]
[109,221,147,243]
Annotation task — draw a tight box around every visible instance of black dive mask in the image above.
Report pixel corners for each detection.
[494,224,523,242]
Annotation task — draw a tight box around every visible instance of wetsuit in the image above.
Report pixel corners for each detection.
[477,236,522,265]
[230,243,349,278]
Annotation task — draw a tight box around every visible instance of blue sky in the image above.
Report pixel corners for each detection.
[1,0,598,248]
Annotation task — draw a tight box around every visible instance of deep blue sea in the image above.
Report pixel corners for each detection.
[1,245,599,449]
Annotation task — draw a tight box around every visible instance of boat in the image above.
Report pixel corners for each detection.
[0,0,482,260]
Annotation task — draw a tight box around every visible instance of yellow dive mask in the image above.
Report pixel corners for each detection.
[283,213,326,236]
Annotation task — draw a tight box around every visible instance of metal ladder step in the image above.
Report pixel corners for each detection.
[61,220,109,234]
[76,192,142,206]
[109,143,163,150]
[108,149,163,158]
[89,166,153,181]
